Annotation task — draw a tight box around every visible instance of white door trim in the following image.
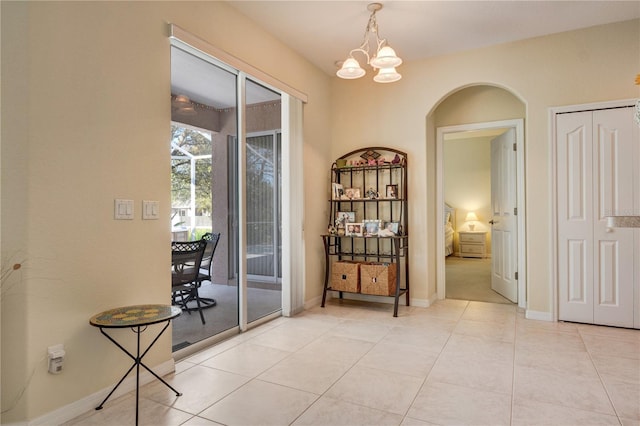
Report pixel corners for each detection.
[436,119,526,308]
[549,98,637,323]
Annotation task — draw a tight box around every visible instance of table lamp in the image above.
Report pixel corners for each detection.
[465,211,478,231]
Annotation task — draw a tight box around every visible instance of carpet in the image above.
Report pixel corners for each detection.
[445,256,513,304]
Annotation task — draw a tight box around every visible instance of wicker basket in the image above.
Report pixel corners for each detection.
[331,261,360,293]
[360,262,397,296]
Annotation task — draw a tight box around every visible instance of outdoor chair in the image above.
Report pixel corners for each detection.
[171,239,207,324]
[187,232,221,315]
[197,232,221,288]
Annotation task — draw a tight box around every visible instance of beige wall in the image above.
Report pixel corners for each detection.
[331,19,640,307]
[0,1,330,422]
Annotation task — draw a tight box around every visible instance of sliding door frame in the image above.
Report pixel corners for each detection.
[169,26,306,334]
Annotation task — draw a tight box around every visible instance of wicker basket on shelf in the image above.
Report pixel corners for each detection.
[360,262,397,296]
[330,261,361,293]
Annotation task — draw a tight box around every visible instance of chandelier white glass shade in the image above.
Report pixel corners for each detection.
[373,66,401,83]
[337,58,366,79]
[336,3,402,83]
[370,46,402,68]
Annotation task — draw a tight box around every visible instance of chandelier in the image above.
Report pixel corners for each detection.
[336,3,402,83]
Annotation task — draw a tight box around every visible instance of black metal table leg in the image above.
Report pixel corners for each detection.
[321,235,330,307]
[94,320,182,425]
[90,304,182,425]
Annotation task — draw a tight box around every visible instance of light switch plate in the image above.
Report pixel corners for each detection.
[114,199,134,220]
[142,200,159,220]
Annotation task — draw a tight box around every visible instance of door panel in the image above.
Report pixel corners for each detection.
[490,128,518,302]
[567,239,588,303]
[592,109,635,327]
[557,112,594,323]
[245,79,282,324]
[170,45,240,351]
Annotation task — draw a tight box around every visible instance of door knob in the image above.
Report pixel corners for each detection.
[489,220,497,225]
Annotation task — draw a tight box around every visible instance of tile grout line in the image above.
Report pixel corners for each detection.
[577,326,624,424]
[509,310,521,426]
[284,314,387,425]
[193,315,343,425]
[399,300,470,424]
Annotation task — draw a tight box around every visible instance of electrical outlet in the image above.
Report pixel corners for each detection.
[47,344,65,374]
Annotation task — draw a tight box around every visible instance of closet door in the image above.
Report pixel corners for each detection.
[592,109,636,327]
[557,107,638,328]
[557,111,594,324]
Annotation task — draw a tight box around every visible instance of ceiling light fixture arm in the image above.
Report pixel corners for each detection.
[348,6,387,66]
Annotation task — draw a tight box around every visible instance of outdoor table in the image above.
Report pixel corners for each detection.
[89,304,182,425]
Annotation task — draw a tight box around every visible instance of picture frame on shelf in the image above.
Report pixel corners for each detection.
[363,220,381,237]
[332,183,344,200]
[386,184,398,199]
[381,221,400,236]
[365,187,379,199]
[344,187,361,200]
[345,222,363,237]
[336,211,355,228]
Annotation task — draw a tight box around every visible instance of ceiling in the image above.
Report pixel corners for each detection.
[228,0,640,76]
[171,47,280,109]
[172,1,639,110]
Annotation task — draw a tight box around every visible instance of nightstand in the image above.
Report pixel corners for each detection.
[458,231,487,258]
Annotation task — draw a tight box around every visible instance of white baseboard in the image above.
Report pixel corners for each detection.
[525,309,553,322]
[410,292,438,308]
[29,359,175,426]
[303,295,324,310]
[410,298,430,308]
[284,305,305,317]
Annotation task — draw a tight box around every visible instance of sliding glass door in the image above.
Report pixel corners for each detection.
[245,79,283,321]
[170,46,282,353]
[170,45,240,351]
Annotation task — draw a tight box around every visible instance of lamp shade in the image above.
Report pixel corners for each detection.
[373,66,401,83]
[336,58,366,79]
[370,45,403,69]
[465,212,479,222]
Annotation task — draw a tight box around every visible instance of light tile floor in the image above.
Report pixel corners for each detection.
[67,299,639,425]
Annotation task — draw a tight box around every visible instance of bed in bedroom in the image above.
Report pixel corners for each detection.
[444,203,455,256]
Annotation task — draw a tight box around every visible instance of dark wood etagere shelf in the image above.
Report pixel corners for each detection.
[321,147,409,317]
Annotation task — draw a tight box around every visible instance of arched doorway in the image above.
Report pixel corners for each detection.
[429,85,527,308]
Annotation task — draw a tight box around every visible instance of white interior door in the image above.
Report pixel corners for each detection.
[557,111,595,323]
[490,128,518,302]
[592,108,636,327]
[557,107,638,328]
